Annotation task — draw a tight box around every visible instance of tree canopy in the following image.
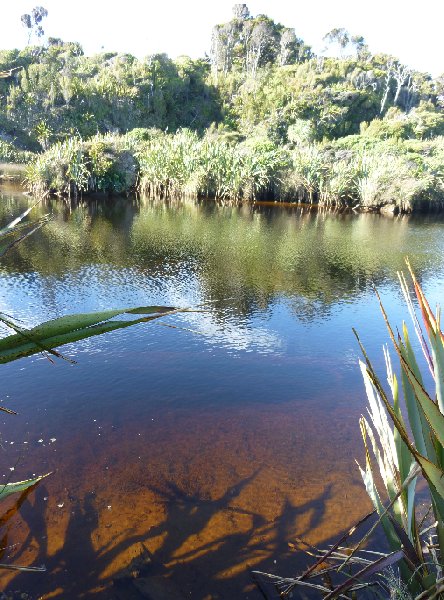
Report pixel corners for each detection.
[0,4,441,152]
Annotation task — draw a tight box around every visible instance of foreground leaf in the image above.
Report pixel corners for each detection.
[0,473,50,501]
[0,306,178,363]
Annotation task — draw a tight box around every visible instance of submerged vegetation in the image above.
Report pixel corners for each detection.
[0,5,443,210]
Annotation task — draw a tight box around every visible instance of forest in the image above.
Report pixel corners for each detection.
[1,4,444,211]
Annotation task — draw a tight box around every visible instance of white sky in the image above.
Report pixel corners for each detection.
[2,1,443,76]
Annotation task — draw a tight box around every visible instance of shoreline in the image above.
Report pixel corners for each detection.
[1,161,443,215]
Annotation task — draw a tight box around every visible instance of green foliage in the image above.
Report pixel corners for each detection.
[210,5,312,77]
[287,119,316,146]
[0,474,50,501]
[354,263,444,598]
[0,139,34,163]
[137,128,288,201]
[0,306,178,364]
[0,47,220,146]
[25,128,444,210]
[0,6,440,153]
[361,104,444,141]
[0,4,441,210]
[25,134,139,196]
[33,120,52,149]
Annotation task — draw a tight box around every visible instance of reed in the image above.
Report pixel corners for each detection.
[25,131,444,211]
[25,134,138,197]
[0,140,35,164]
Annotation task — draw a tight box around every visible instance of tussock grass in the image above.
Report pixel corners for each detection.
[25,134,138,197]
[0,140,35,164]
[25,130,444,212]
[137,129,287,201]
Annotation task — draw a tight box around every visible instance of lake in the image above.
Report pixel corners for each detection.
[0,182,443,599]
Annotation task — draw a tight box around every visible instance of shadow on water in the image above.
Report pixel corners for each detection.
[3,475,343,599]
[0,186,428,599]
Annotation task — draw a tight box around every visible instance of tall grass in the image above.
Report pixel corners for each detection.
[137,129,287,201]
[24,130,444,211]
[0,140,35,164]
[284,143,444,212]
[25,129,287,202]
[25,134,138,197]
[354,152,438,212]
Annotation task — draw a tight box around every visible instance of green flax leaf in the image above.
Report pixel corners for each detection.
[0,306,178,363]
[0,473,50,501]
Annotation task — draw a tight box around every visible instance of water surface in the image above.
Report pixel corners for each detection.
[0,184,443,599]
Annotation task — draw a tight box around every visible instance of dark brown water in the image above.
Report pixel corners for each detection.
[0,183,443,598]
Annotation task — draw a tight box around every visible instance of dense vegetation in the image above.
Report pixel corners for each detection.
[1,4,444,210]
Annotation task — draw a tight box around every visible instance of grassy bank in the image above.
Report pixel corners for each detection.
[0,139,34,164]
[25,134,138,198]
[23,128,444,212]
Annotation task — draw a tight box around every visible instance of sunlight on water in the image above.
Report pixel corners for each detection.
[1,185,444,598]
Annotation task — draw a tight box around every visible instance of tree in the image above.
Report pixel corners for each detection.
[210,7,311,79]
[392,62,413,107]
[232,4,250,19]
[210,22,239,78]
[379,58,394,114]
[378,58,418,114]
[278,28,311,65]
[350,34,369,60]
[20,13,32,44]
[435,73,444,109]
[245,18,278,77]
[323,29,368,60]
[323,28,350,56]
[279,28,297,66]
[21,6,48,45]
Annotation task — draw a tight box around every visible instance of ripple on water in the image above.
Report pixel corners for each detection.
[0,190,443,597]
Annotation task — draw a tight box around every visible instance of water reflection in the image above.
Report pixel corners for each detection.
[2,190,444,324]
[0,185,443,598]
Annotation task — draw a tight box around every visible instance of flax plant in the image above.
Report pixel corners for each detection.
[138,129,286,202]
[318,159,356,207]
[290,145,327,204]
[25,134,138,197]
[26,138,88,197]
[255,263,444,599]
[355,262,444,598]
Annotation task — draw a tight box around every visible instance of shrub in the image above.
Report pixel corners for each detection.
[0,139,35,164]
[25,134,139,197]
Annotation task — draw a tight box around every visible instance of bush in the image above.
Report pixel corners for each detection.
[25,134,139,196]
[25,129,444,211]
[0,139,35,164]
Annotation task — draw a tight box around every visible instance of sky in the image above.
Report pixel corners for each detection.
[2,0,443,76]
